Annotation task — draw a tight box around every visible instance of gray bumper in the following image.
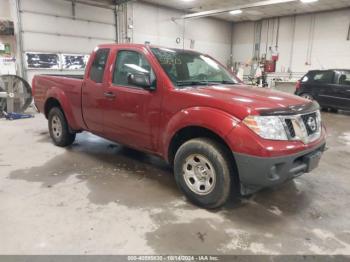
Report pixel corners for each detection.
[233,143,326,195]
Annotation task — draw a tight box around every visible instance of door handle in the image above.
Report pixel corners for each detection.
[104,91,116,99]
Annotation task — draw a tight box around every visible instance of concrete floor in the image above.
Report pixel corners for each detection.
[0,110,350,255]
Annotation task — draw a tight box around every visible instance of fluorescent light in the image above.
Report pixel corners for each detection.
[229,9,242,15]
[300,0,318,3]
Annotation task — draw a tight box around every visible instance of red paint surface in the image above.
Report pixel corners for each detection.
[33,44,326,161]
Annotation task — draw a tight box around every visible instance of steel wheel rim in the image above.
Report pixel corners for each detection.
[51,115,62,140]
[182,154,216,195]
[302,94,313,100]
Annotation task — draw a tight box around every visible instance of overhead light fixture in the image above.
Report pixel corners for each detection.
[229,9,243,15]
[300,0,319,3]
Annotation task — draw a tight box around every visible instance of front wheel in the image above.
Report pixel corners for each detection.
[48,107,76,147]
[174,138,233,209]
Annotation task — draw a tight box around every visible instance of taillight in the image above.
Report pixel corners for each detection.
[295,80,301,90]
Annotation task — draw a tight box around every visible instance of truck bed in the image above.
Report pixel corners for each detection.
[45,74,84,79]
[32,74,85,130]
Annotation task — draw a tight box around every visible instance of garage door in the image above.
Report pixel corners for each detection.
[17,0,116,83]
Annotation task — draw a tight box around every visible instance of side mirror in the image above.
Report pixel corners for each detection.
[127,73,156,91]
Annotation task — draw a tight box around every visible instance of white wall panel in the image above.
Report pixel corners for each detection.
[75,3,114,24]
[290,14,312,73]
[21,13,115,41]
[21,0,72,16]
[232,9,350,76]
[17,0,115,83]
[310,9,350,70]
[232,22,254,63]
[131,1,232,64]
[22,33,105,53]
[275,16,294,72]
[0,0,11,19]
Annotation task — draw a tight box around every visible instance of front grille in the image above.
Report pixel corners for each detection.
[285,119,296,138]
[301,112,317,135]
[281,110,321,144]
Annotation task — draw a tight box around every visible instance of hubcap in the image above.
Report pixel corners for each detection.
[51,115,62,140]
[183,154,216,195]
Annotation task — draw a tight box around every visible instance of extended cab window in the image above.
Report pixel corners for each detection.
[339,72,350,86]
[113,50,155,87]
[89,48,110,83]
[312,71,334,84]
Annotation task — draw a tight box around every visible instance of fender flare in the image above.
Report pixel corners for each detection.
[45,86,79,130]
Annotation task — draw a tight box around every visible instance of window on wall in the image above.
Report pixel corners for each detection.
[89,48,110,83]
[113,50,155,87]
[312,71,334,84]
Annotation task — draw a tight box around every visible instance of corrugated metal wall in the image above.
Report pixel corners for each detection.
[17,0,116,83]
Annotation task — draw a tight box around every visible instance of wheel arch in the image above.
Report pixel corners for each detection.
[168,125,241,194]
[44,87,80,130]
[167,125,233,163]
[44,97,62,118]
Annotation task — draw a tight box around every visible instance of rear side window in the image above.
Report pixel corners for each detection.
[339,72,350,86]
[89,48,110,83]
[312,71,334,84]
[301,75,309,82]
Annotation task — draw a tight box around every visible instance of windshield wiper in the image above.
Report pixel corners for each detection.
[175,80,236,87]
[209,80,237,85]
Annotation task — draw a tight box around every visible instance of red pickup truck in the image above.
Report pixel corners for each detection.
[33,44,326,208]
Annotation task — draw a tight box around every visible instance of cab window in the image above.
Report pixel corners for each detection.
[312,71,334,84]
[113,50,155,88]
[89,48,110,83]
[339,72,350,86]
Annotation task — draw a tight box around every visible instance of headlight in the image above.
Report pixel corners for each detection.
[243,115,288,140]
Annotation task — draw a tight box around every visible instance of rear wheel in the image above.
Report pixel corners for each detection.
[48,107,76,147]
[174,138,233,209]
[300,93,314,101]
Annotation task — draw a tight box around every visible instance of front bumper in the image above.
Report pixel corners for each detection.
[233,142,326,195]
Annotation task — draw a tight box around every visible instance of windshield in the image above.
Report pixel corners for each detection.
[151,47,239,87]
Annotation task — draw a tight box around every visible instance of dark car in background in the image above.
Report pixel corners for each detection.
[295,69,350,111]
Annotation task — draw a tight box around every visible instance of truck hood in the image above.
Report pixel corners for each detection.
[179,84,314,120]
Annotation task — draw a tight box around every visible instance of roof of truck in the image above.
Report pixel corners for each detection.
[96,43,202,54]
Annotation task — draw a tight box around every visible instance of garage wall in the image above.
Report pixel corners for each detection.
[232,9,350,77]
[0,0,18,73]
[232,21,255,66]
[128,1,233,65]
[17,0,116,83]
[0,0,11,19]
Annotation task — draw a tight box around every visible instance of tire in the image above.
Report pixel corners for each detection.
[174,138,233,209]
[48,107,76,147]
[300,93,314,101]
[329,108,338,113]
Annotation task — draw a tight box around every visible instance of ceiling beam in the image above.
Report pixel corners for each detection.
[177,0,298,20]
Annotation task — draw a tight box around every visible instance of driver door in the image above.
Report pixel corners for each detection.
[103,48,162,151]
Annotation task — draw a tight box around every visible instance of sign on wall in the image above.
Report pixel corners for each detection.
[25,52,89,70]
[25,53,60,69]
[62,54,90,70]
